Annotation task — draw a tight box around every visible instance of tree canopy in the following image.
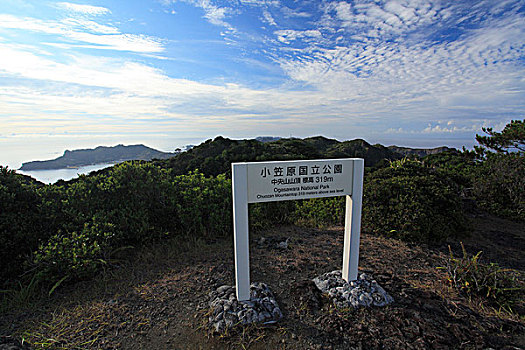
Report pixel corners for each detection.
[475,119,525,154]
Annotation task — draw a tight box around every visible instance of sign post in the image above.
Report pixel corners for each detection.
[232,158,364,301]
[232,163,251,301]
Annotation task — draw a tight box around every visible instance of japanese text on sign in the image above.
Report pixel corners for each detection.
[244,159,354,203]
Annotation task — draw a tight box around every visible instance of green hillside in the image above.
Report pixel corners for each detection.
[155,136,403,177]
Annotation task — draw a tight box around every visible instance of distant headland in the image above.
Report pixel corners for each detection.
[19,144,175,171]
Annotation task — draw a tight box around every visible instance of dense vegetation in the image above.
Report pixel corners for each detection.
[1,121,523,299]
[292,157,471,243]
[362,159,469,243]
[472,120,525,220]
[1,164,233,287]
[0,167,46,281]
[153,136,402,177]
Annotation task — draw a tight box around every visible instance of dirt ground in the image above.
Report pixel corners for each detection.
[1,213,524,349]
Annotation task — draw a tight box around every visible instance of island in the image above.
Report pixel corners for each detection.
[19,144,175,171]
[387,145,454,157]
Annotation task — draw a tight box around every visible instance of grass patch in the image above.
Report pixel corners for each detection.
[441,242,524,313]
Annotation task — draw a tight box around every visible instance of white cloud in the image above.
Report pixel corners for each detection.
[0,14,164,53]
[281,6,312,18]
[163,0,235,29]
[270,0,524,129]
[423,124,473,134]
[1,0,524,149]
[69,33,164,53]
[274,29,322,44]
[56,2,111,16]
[384,119,515,136]
[239,0,280,7]
[0,37,367,139]
[262,9,277,26]
[0,14,64,35]
[62,17,119,34]
[321,0,447,39]
[199,0,229,26]
[0,44,213,97]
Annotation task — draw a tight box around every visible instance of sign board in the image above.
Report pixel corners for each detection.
[245,159,354,203]
[232,158,364,301]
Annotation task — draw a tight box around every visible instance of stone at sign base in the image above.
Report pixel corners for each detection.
[208,282,283,332]
[313,271,394,309]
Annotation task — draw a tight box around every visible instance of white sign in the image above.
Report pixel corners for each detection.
[245,159,354,203]
[232,158,364,301]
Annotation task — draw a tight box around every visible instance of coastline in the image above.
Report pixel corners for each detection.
[18,163,116,184]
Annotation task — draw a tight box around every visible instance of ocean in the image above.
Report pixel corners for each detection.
[18,163,116,184]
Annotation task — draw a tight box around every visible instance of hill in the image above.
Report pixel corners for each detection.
[255,136,281,142]
[18,137,453,174]
[19,144,175,171]
[154,136,398,177]
[154,136,454,177]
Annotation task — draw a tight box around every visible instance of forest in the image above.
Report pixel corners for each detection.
[1,120,523,312]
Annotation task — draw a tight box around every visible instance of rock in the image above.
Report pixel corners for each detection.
[241,300,255,308]
[217,285,231,294]
[212,304,222,315]
[358,293,373,306]
[256,236,292,250]
[207,282,283,332]
[272,307,283,319]
[313,270,394,309]
[214,320,225,333]
[277,239,289,249]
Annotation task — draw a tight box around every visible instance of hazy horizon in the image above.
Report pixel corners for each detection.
[2,133,477,170]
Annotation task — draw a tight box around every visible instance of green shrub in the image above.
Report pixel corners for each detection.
[32,166,235,282]
[362,160,469,243]
[472,153,524,221]
[38,162,171,244]
[33,212,135,281]
[293,197,345,228]
[249,201,296,231]
[34,231,105,281]
[422,150,477,189]
[171,172,232,239]
[0,167,46,284]
[280,159,471,239]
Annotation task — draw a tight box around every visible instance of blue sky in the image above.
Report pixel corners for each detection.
[1,0,524,167]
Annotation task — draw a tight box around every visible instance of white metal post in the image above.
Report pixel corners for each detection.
[342,158,364,281]
[232,163,251,301]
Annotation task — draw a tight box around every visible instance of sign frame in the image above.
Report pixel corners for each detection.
[232,158,364,301]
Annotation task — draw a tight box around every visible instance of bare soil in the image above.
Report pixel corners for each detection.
[1,213,524,349]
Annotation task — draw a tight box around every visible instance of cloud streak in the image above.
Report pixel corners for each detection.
[0,14,164,53]
[56,2,111,16]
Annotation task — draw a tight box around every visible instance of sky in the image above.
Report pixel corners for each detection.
[0,0,524,168]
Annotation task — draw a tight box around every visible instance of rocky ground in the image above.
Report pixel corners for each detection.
[1,213,524,349]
